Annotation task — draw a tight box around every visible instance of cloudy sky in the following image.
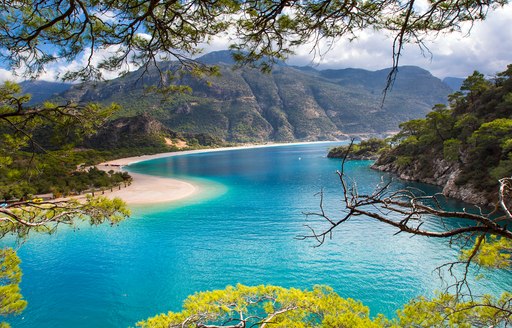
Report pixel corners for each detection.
[1,4,510,83]
[285,5,512,79]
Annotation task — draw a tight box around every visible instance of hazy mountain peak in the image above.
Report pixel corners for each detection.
[197,50,288,67]
[443,77,465,91]
[197,50,238,65]
[19,80,72,105]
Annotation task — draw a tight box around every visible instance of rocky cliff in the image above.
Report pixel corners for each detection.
[369,67,512,207]
[372,156,497,206]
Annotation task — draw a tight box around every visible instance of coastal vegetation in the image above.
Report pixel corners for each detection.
[328,138,389,160]
[328,66,512,206]
[0,150,131,200]
[373,66,512,206]
[138,285,511,327]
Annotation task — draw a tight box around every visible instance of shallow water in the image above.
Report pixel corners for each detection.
[5,142,511,327]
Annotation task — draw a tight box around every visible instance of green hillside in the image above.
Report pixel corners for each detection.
[372,66,512,205]
[54,51,453,142]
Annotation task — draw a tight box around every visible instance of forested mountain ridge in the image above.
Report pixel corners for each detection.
[46,51,453,143]
[371,66,512,206]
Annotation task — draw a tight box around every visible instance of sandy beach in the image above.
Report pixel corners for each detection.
[94,167,197,205]
[97,141,340,205]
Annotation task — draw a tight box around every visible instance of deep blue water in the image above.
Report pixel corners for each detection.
[4,142,511,327]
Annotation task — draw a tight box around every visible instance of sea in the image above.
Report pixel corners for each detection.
[5,142,511,327]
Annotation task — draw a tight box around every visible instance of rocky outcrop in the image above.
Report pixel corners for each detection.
[441,169,496,206]
[85,113,169,149]
[85,113,223,149]
[372,157,497,207]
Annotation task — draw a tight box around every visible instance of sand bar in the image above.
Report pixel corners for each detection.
[94,168,197,205]
[98,141,340,205]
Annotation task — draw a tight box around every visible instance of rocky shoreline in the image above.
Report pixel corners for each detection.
[371,158,497,207]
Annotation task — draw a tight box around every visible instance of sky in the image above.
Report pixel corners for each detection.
[286,5,512,79]
[1,4,511,83]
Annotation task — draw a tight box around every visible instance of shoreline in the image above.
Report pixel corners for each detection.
[102,140,340,166]
[97,141,341,206]
[93,168,198,206]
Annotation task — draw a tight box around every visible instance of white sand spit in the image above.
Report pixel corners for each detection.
[97,141,339,205]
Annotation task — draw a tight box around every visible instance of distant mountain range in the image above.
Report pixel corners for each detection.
[442,77,465,91]
[21,51,459,143]
[19,80,72,105]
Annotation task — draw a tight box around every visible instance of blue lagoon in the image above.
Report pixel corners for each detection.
[6,142,510,327]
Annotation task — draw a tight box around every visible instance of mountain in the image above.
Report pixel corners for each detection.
[443,77,465,91]
[55,51,454,142]
[196,51,239,65]
[84,113,224,150]
[19,80,72,105]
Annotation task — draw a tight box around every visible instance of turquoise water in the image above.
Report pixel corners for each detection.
[5,143,511,327]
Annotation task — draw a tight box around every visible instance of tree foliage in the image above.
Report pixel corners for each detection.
[137,284,382,328]
[0,0,508,81]
[0,249,26,328]
[138,284,512,327]
[0,82,131,324]
[376,64,512,192]
[328,138,389,160]
[392,292,512,328]
[0,195,129,239]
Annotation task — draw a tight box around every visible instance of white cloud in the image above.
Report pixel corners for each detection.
[135,33,152,41]
[0,68,21,83]
[286,5,512,78]
[30,45,138,82]
[400,5,512,78]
